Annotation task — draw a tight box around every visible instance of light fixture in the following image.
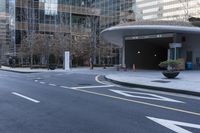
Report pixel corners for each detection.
[137,51,141,54]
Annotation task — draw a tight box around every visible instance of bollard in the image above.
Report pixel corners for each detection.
[123,65,127,71]
[132,64,136,71]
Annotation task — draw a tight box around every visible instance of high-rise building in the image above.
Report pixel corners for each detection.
[102,0,200,70]
[0,0,135,66]
[0,0,10,64]
[134,0,200,21]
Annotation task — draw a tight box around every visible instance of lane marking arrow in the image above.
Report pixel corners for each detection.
[147,116,200,133]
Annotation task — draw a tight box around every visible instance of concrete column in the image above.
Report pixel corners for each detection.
[167,49,170,60]
[169,43,182,60]
[122,39,125,66]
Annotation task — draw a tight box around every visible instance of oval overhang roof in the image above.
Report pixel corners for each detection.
[101,21,200,47]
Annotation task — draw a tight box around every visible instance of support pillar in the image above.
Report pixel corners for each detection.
[122,38,126,67]
[169,43,182,60]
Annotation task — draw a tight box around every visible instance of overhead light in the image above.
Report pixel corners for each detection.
[137,51,141,54]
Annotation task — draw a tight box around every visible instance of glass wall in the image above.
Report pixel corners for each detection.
[135,0,200,21]
[9,0,16,56]
[0,0,6,13]
[1,0,136,65]
[0,0,10,63]
[94,0,135,65]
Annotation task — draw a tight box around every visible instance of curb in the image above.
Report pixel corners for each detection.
[105,76,200,97]
[0,68,39,74]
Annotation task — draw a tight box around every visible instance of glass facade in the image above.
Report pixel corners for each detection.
[135,0,200,21]
[0,0,9,63]
[0,0,135,66]
[2,0,200,66]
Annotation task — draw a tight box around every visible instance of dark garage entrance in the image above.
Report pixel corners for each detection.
[125,37,173,70]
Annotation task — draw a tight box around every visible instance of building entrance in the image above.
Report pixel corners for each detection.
[125,37,173,70]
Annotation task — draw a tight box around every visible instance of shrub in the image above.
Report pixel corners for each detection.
[159,60,181,71]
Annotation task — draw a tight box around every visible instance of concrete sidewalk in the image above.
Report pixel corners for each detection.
[0,66,66,73]
[105,70,200,96]
[1,66,200,96]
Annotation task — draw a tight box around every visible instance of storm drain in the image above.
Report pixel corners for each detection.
[151,80,171,83]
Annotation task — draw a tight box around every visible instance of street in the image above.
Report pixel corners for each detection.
[0,71,200,133]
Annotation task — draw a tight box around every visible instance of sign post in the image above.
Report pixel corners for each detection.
[64,51,70,71]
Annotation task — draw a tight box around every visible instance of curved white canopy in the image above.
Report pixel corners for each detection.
[101,25,200,47]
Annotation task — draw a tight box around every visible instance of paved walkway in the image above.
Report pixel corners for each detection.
[0,66,66,73]
[105,70,200,96]
[0,66,200,96]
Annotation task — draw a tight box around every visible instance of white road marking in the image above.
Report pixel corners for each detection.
[147,116,200,133]
[123,87,200,101]
[49,83,56,86]
[39,82,45,84]
[71,85,115,89]
[95,75,120,87]
[60,86,74,89]
[109,89,184,103]
[95,75,107,85]
[12,92,40,103]
[76,89,200,116]
[34,80,38,82]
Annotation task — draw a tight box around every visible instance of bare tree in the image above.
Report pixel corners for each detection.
[50,33,70,65]
[70,35,91,66]
[19,33,47,66]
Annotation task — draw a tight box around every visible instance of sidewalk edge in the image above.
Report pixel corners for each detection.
[105,76,200,97]
[0,68,39,73]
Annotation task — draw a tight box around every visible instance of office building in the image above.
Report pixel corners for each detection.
[0,0,135,66]
[102,0,200,70]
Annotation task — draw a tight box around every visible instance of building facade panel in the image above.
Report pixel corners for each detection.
[135,0,200,21]
[1,0,135,66]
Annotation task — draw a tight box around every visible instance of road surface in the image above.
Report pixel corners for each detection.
[0,71,199,133]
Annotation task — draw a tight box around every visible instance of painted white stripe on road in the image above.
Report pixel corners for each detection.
[12,92,40,103]
[95,75,119,87]
[49,83,56,86]
[71,85,115,89]
[34,80,38,82]
[40,82,45,84]
[60,86,73,89]
[75,89,200,116]
[110,89,184,103]
[95,75,107,85]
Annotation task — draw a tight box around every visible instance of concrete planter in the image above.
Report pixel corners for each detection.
[162,71,180,79]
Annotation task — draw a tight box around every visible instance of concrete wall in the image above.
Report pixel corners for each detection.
[180,34,200,69]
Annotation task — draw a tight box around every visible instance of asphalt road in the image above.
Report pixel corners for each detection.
[0,70,200,133]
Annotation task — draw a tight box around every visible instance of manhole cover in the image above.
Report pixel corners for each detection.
[78,83,91,86]
[151,80,171,83]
